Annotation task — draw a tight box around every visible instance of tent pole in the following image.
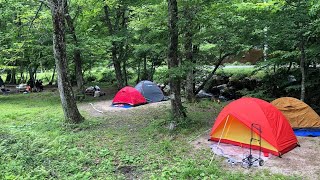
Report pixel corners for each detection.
[209,115,230,165]
[217,115,230,146]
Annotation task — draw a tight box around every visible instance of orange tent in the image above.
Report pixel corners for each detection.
[210,97,298,156]
[271,97,320,129]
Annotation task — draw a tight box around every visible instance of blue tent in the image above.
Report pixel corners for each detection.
[112,104,133,109]
[135,80,164,103]
[294,129,320,137]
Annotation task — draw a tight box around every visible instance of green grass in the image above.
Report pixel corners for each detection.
[0,93,298,179]
[216,67,265,80]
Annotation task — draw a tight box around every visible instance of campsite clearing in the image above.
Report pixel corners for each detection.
[0,92,317,179]
[79,100,171,117]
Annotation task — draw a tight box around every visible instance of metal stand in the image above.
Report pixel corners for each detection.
[242,123,264,168]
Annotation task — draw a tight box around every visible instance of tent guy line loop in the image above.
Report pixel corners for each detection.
[89,103,104,114]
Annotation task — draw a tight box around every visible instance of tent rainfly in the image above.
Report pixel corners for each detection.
[112,86,147,107]
[271,97,320,136]
[210,97,299,156]
[135,80,164,103]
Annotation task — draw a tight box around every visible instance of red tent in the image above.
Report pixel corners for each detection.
[210,97,298,156]
[112,86,147,106]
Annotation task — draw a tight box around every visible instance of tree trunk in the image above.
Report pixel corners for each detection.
[194,53,231,95]
[184,21,195,101]
[168,0,186,126]
[286,61,293,73]
[136,60,141,84]
[50,0,83,123]
[122,60,128,86]
[186,65,195,102]
[10,69,16,84]
[5,70,11,83]
[25,72,28,82]
[300,41,306,102]
[141,55,148,80]
[119,42,129,86]
[112,45,124,89]
[19,71,24,83]
[34,70,37,80]
[74,49,84,91]
[183,4,196,103]
[34,65,39,80]
[28,65,38,82]
[104,5,125,90]
[64,1,84,93]
[149,59,156,81]
[29,69,35,82]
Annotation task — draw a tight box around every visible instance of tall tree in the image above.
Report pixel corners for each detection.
[183,2,196,102]
[130,3,168,83]
[103,3,130,89]
[49,0,83,123]
[300,38,306,101]
[265,0,314,101]
[64,1,85,93]
[194,2,251,95]
[168,0,186,128]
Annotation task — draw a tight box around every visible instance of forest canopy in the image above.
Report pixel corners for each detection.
[1,0,320,117]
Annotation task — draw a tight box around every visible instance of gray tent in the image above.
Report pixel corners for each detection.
[135,80,164,103]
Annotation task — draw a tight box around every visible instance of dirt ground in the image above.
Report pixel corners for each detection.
[79,98,320,179]
[79,99,171,117]
[191,135,320,179]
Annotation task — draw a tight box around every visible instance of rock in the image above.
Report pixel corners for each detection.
[218,95,228,102]
[288,75,296,83]
[162,85,170,95]
[196,90,213,98]
[208,87,220,97]
[217,84,228,90]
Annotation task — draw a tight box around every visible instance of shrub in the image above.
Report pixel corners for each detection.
[85,75,96,82]
[99,70,116,83]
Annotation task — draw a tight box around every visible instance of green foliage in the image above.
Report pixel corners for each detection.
[99,70,117,83]
[84,74,97,82]
[217,67,256,81]
[1,0,319,104]
[153,66,169,84]
[238,88,272,100]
